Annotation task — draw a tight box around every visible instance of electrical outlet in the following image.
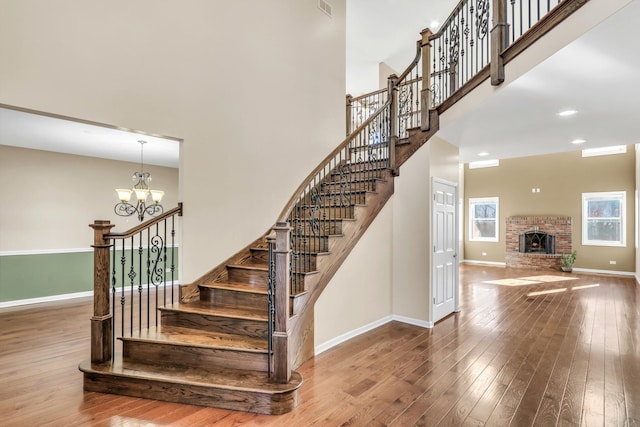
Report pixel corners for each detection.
[482,252,487,256]
[610,260,617,265]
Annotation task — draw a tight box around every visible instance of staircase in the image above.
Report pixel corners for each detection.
[80,0,587,415]
[80,117,438,414]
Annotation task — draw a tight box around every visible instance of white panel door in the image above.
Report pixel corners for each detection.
[432,179,458,323]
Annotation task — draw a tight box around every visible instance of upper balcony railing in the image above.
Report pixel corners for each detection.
[349,0,587,122]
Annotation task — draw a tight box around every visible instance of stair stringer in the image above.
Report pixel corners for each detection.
[287,119,441,370]
[396,110,440,170]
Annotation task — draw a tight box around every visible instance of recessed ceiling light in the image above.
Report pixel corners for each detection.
[430,20,440,29]
[469,159,499,169]
[558,109,578,117]
[478,152,489,156]
[571,139,586,145]
[582,145,627,157]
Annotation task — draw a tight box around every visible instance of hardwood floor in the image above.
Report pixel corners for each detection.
[1,264,638,426]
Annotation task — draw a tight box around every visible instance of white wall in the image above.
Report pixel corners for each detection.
[392,136,459,324]
[636,145,640,284]
[0,145,179,252]
[0,0,346,284]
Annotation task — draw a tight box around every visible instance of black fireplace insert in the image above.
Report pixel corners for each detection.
[519,230,555,254]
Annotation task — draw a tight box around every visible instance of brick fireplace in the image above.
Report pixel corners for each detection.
[505,216,572,270]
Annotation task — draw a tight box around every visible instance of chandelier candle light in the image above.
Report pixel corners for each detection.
[114,140,164,221]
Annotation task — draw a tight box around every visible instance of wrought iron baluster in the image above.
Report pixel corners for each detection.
[267,237,275,377]
[163,219,168,308]
[111,241,116,360]
[129,236,135,335]
[171,215,176,304]
[138,232,143,333]
[120,239,126,340]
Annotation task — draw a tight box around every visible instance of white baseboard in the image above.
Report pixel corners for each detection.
[462,259,506,267]
[0,290,94,309]
[392,315,434,329]
[314,314,434,356]
[0,281,180,309]
[572,267,635,277]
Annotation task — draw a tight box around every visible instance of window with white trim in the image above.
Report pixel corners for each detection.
[582,191,626,247]
[469,197,499,242]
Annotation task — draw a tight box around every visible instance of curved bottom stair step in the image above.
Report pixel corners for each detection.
[120,326,269,371]
[79,358,303,415]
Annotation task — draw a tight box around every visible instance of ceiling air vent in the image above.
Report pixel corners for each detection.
[318,0,332,17]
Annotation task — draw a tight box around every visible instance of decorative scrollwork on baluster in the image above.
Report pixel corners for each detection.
[430,83,441,108]
[449,26,460,65]
[339,163,352,208]
[398,84,413,138]
[149,234,165,287]
[308,187,323,236]
[476,0,490,39]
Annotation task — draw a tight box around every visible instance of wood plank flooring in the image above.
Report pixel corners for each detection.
[1,264,638,426]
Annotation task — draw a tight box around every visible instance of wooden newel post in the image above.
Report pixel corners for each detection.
[420,29,433,131]
[89,220,115,363]
[272,221,291,383]
[345,94,353,136]
[491,0,508,85]
[387,74,398,175]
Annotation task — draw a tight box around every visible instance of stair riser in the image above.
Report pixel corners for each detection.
[291,220,344,235]
[293,206,355,219]
[328,170,385,182]
[300,191,367,205]
[122,341,269,372]
[336,160,389,173]
[200,287,268,311]
[250,249,269,263]
[227,267,268,285]
[292,237,329,253]
[281,252,317,272]
[83,373,297,415]
[321,181,377,192]
[161,310,267,339]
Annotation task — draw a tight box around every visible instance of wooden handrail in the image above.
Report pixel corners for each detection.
[276,100,391,223]
[429,0,468,40]
[350,87,387,104]
[395,40,422,84]
[105,203,183,239]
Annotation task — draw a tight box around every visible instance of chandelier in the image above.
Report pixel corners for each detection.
[114,140,164,221]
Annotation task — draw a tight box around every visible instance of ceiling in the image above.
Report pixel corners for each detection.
[1,0,638,166]
[0,106,180,168]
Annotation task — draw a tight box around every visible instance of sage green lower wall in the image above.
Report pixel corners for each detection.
[0,248,180,304]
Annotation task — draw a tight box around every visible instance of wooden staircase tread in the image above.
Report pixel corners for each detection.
[80,359,303,394]
[200,281,268,294]
[227,263,268,272]
[120,326,268,352]
[161,302,268,322]
[236,259,268,268]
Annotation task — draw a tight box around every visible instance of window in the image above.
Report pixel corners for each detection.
[582,191,626,247]
[469,197,499,242]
